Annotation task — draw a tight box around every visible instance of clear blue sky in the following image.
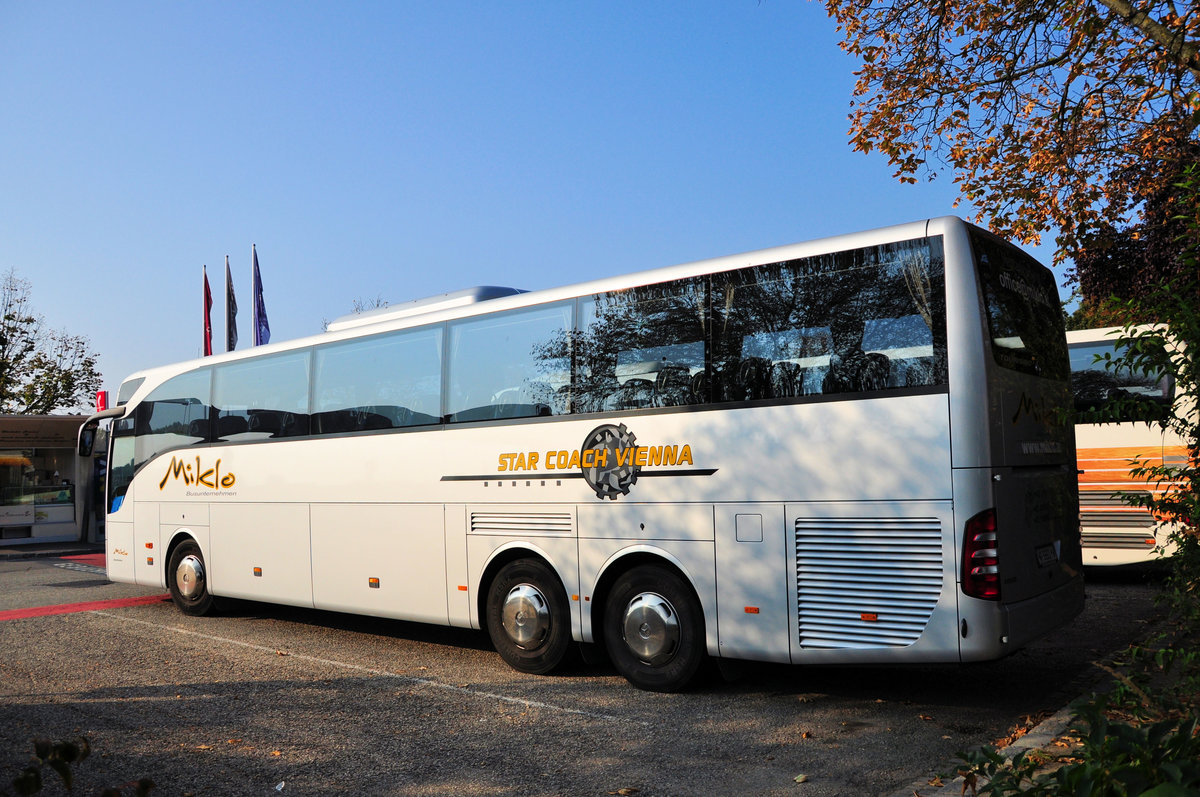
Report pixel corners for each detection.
[0,1,1060,402]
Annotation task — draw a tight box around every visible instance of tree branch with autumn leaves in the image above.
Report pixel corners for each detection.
[824,0,1199,260]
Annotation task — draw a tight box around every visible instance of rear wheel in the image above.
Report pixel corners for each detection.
[168,540,216,616]
[604,564,705,692]
[486,559,571,675]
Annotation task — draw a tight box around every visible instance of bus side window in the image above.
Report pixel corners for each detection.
[132,369,213,474]
[314,325,443,434]
[576,278,707,414]
[713,237,946,401]
[447,303,572,423]
[213,351,311,441]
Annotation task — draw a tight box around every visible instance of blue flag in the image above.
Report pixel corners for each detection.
[252,244,270,346]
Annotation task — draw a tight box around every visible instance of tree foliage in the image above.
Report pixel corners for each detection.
[962,172,1200,797]
[824,0,1200,258]
[0,269,102,415]
[1065,156,1200,327]
[1091,170,1199,535]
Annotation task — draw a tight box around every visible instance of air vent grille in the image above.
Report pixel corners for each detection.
[795,517,943,649]
[470,511,573,536]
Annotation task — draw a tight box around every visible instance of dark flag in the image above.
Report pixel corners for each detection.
[203,265,213,356]
[225,255,238,352]
[252,244,270,346]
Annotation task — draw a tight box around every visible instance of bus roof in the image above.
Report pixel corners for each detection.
[325,286,527,332]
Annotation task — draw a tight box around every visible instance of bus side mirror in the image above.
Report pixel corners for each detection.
[78,426,96,457]
[77,407,125,457]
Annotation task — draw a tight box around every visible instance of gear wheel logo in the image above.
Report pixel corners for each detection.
[580,423,639,500]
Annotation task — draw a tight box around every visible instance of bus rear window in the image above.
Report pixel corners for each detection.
[972,231,1068,380]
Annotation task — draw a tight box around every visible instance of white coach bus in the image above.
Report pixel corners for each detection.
[80,217,1083,691]
[1068,326,1183,566]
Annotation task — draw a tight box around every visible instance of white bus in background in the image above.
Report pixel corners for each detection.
[1069,326,1183,566]
[79,217,1083,691]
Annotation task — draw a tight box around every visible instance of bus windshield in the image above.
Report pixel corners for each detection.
[1069,337,1174,418]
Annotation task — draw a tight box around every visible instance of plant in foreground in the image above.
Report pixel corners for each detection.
[958,697,1200,796]
[3,737,153,797]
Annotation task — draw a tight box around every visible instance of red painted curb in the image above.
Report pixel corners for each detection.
[61,553,106,567]
[0,594,170,621]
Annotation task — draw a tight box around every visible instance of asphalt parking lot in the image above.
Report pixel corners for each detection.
[0,552,1166,796]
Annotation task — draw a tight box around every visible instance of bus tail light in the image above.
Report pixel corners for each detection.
[962,509,1000,600]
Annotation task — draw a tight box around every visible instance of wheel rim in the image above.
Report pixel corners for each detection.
[621,592,679,666]
[175,554,206,600]
[501,583,550,649]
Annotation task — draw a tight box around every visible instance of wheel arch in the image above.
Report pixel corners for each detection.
[163,529,206,590]
[588,547,709,651]
[475,542,572,634]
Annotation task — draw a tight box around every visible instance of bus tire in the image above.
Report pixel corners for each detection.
[168,540,216,617]
[485,559,571,675]
[604,564,705,692]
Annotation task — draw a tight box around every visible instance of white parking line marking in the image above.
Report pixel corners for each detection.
[95,611,640,724]
[52,562,106,575]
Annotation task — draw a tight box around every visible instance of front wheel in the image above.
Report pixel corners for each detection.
[485,559,572,675]
[604,564,705,692]
[167,540,216,616]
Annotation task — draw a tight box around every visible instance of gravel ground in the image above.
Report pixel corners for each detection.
[0,557,1167,797]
